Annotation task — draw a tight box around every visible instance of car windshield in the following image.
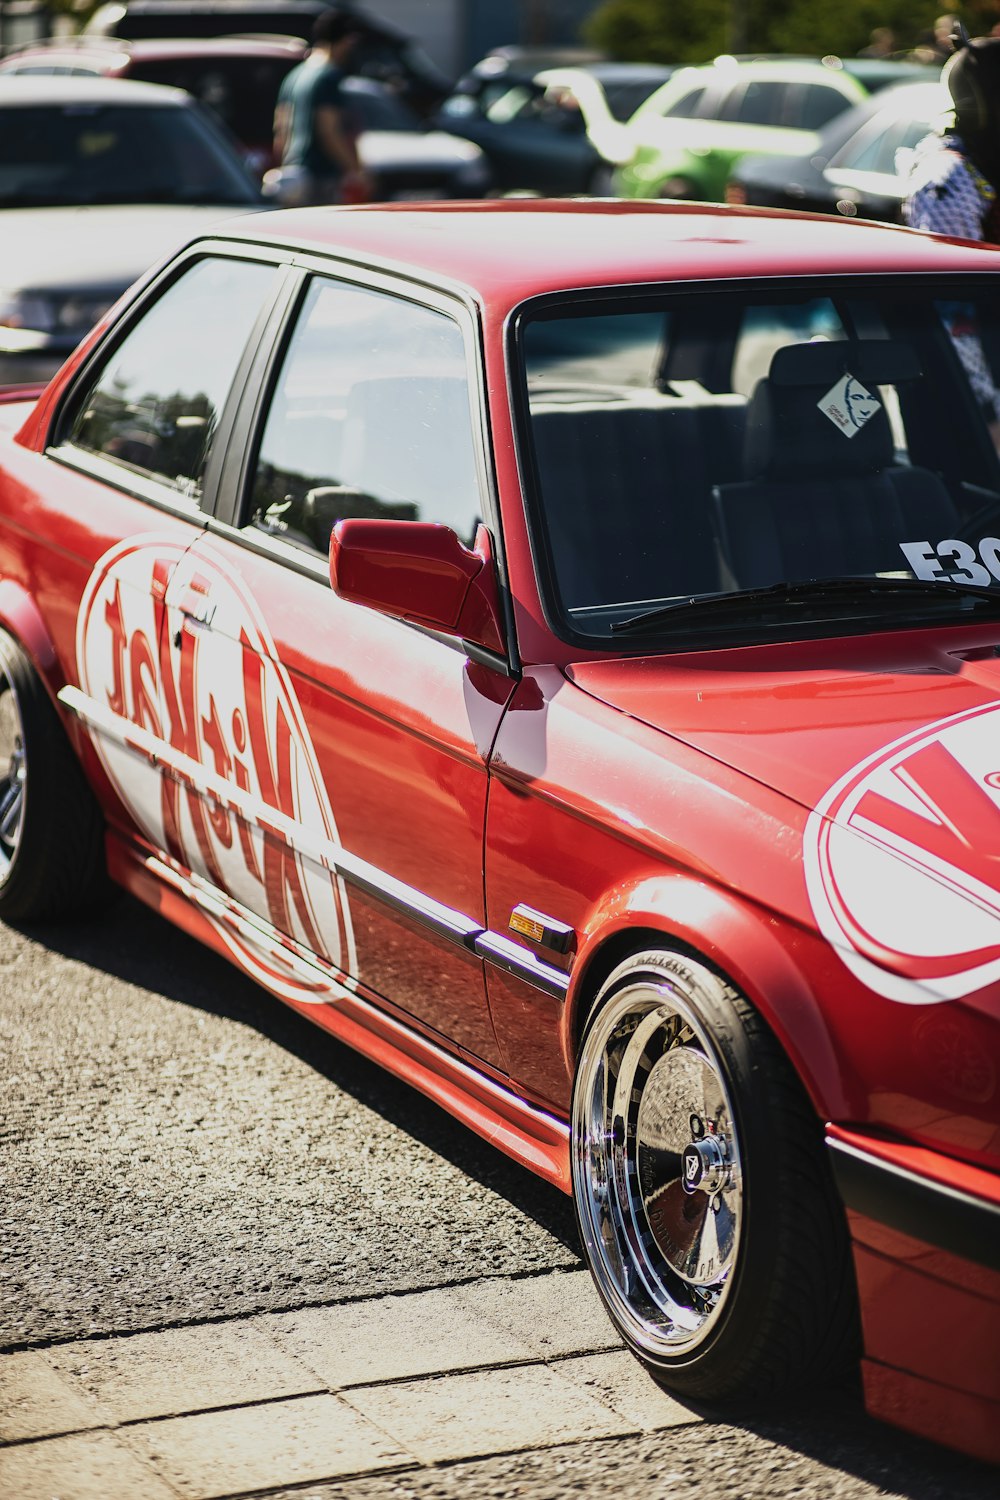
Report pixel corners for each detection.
[518,279,1000,647]
[0,101,260,206]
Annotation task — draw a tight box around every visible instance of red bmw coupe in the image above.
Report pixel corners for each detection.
[0,199,997,1463]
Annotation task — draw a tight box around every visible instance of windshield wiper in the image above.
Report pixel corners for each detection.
[611,575,1000,635]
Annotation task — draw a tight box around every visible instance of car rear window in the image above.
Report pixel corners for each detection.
[128,55,297,144]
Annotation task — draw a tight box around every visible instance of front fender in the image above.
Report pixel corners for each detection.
[564,871,851,1121]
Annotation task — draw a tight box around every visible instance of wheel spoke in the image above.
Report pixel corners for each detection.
[0,777,22,842]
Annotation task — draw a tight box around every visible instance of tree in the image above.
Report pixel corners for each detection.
[582,1,1000,64]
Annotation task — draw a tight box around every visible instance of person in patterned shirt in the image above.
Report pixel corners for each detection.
[904,28,1000,243]
[904,27,1000,439]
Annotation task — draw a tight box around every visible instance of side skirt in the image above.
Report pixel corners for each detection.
[108,831,572,1193]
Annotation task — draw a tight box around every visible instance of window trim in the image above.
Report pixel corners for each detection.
[47,241,297,521]
[208,251,520,676]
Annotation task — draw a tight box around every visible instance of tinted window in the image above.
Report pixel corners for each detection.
[719,80,789,127]
[131,55,298,144]
[602,79,669,121]
[794,82,851,130]
[837,114,929,174]
[247,279,482,558]
[661,84,707,119]
[67,257,275,503]
[339,80,418,132]
[0,101,259,206]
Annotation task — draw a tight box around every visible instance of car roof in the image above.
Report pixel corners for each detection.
[0,34,305,63]
[557,62,675,83]
[0,73,191,104]
[211,199,1000,305]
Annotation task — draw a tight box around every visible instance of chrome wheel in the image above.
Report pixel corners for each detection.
[572,967,743,1361]
[0,676,26,884]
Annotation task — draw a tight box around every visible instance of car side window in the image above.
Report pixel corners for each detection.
[247,277,482,558]
[66,256,276,506]
[795,82,851,131]
[719,80,789,127]
[837,115,913,174]
[661,84,708,119]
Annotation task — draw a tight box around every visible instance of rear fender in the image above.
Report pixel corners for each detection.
[564,871,850,1121]
[0,578,60,683]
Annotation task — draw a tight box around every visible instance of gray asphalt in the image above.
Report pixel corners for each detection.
[1,895,577,1349]
[2,896,996,1497]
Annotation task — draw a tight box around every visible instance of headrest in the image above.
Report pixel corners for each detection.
[743,341,920,481]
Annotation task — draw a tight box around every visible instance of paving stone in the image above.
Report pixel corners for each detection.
[124,1392,413,1497]
[343,1361,636,1464]
[555,1349,706,1431]
[0,1429,177,1499]
[0,1351,105,1443]
[47,1321,322,1423]
[457,1270,624,1359]
[267,1283,536,1387]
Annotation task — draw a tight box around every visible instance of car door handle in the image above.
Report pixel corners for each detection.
[180,597,216,627]
[177,575,216,628]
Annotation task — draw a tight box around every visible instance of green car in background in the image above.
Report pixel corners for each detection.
[615,55,939,202]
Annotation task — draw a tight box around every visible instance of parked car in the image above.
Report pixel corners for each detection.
[726,80,949,221]
[0,197,998,1463]
[337,76,491,199]
[0,75,262,386]
[0,35,308,176]
[438,61,675,195]
[616,54,939,202]
[83,0,453,115]
[0,39,491,194]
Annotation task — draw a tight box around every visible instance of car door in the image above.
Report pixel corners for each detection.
[165,264,514,1065]
[33,250,283,865]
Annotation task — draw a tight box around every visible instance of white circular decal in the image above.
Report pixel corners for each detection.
[76,537,356,1004]
[804,702,1000,1003]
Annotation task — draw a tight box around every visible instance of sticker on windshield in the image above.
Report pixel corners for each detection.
[817,374,881,438]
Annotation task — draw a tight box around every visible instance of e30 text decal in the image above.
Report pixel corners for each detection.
[900,537,1000,587]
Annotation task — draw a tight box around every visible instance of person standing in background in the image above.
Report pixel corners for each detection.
[273,8,369,205]
[904,26,1000,441]
[904,25,1000,244]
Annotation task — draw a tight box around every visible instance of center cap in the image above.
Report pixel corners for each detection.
[681,1134,730,1196]
[681,1143,705,1191]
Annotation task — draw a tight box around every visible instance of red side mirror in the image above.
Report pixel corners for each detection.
[330,519,505,656]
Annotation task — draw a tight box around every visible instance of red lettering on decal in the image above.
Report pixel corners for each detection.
[240,631,323,953]
[128,629,161,738]
[155,598,225,889]
[201,694,233,848]
[852,741,1000,894]
[104,582,128,718]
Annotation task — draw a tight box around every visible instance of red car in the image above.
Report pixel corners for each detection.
[0,200,997,1464]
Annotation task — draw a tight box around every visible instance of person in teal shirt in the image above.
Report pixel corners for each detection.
[273,8,369,205]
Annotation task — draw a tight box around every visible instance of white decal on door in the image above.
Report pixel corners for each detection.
[75,537,356,1005]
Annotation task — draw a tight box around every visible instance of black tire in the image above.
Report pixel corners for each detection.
[570,947,857,1402]
[0,629,111,922]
